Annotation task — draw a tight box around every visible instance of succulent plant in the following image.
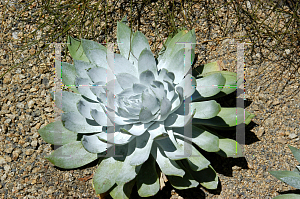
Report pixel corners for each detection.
[38,18,255,198]
[269,145,300,199]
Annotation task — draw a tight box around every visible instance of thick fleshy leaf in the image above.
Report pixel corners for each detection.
[269,170,300,189]
[74,59,96,79]
[118,107,139,120]
[196,61,222,75]
[81,134,108,154]
[173,126,219,152]
[110,53,139,78]
[157,97,172,121]
[67,36,89,62]
[75,77,99,102]
[157,29,196,74]
[77,99,103,120]
[177,74,196,98]
[117,21,133,59]
[139,108,156,124]
[151,142,185,177]
[121,122,154,136]
[196,73,226,97]
[61,62,80,94]
[133,83,148,94]
[90,109,108,126]
[164,111,195,128]
[138,49,158,77]
[81,38,107,67]
[62,112,102,133]
[192,108,255,128]
[38,120,78,145]
[175,138,210,171]
[149,85,166,101]
[87,67,109,83]
[216,138,243,158]
[109,179,136,199]
[190,100,221,119]
[198,71,244,97]
[170,87,184,113]
[93,157,123,194]
[116,73,139,89]
[273,194,300,199]
[140,70,155,86]
[147,121,168,139]
[136,155,160,197]
[288,145,300,164]
[130,131,153,166]
[45,141,98,169]
[52,91,82,113]
[167,160,199,190]
[182,160,218,189]
[116,139,142,184]
[142,92,160,114]
[155,132,190,160]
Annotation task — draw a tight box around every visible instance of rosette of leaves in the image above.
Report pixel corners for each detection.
[269,145,300,199]
[38,18,255,198]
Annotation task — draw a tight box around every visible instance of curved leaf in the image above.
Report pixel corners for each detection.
[136,155,160,197]
[117,21,133,59]
[151,142,185,177]
[216,138,243,158]
[61,62,80,94]
[173,126,219,152]
[193,108,255,128]
[138,49,158,78]
[269,170,300,189]
[196,73,226,97]
[93,157,123,194]
[67,36,89,62]
[81,134,108,154]
[130,131,153,166]
[62,111,102,133]
[273,194,300,199]
[45,141,98,169]
[81,38,107,67]
[190,100,221,119]
[109,179,136,199]
[38,120,77,145]
[288,145,300,164]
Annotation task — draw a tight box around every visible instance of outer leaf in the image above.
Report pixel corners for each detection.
[109,179,136,199]
[136,155,160,197]
[45,141,98,169]
[177,74,196,98]
[116,139,142,184]
[38,120,77,145]
[269,170,300,189]
[190,100,221,119]
[93,157,123,194]
[131,31,151,68]
[273,194,300,199]
[138,49,158,78]
[196,61,222,75]
[289,145,300,164]
[62,111,102,133]
[173,126,219,152]
[130,131,153,166]
[74,77,99,102]
[111,54,139,78]
[67,36,89,62]
[81,39,107,67]
[182,160,218,190]
[216,138,243,158]
[196,73,226,97]
[117,21,133,59]
[81,134,108,154]
[193,108,255,128]
[176,138,210,171]
[164,111,195,128]
[151,142,185,177]
[74,59,96,79]
[167,160,199,190]
[61,62,80,94]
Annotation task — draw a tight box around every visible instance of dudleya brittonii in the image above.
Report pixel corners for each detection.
[39,17,255,198]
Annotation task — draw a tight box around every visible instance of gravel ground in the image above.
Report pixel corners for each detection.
[1,0,300,198]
